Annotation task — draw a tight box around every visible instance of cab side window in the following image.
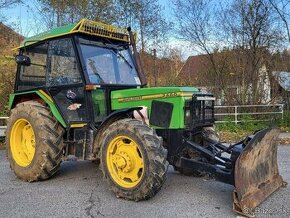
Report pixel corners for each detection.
[17,43,48,90]
[47,38,82,86]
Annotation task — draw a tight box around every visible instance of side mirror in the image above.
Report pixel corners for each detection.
[15,54,31,66]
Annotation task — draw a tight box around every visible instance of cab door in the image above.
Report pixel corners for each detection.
[46,37,88,124]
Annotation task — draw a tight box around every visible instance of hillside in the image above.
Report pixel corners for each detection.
[0,22,23,55]
[0,23,23,115]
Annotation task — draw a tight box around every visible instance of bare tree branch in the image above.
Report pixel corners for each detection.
[269,0,290,42]
[0,0,21,9]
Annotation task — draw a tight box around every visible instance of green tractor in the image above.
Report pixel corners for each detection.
[6,19,286,216]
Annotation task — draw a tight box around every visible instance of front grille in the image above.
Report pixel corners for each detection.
[185,94,215,129]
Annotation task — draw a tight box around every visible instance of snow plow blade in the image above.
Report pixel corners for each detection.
[233,128,286,217]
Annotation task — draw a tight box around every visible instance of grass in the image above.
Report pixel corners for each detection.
[216,113,290,143]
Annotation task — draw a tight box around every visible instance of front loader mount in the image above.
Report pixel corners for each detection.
[163,128,287,217]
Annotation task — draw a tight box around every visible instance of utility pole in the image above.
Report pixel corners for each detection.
[153,48,157,86]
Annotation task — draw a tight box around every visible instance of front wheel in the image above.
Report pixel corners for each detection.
[100,119,168,201]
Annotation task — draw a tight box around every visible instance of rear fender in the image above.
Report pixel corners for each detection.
[9,90,66,128]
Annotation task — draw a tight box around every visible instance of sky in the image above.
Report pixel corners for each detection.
[1,0,173,37]
[0,0,195,60]
[1,0,49,36]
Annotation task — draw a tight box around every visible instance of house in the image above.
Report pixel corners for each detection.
[177,54,272,105]
[272,71,290,109]
[177,55,207,85]
[273,71,290,91]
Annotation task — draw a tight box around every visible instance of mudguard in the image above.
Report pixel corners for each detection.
[233,128,287,217]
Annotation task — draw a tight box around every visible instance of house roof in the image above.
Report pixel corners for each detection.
[272,71,290,91]
[177,55,207,84]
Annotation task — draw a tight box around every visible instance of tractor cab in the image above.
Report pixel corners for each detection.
[14,19,144,127]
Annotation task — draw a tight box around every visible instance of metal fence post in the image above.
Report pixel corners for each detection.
[0,117,9,137]
[281,104,284,120]
[235,106,238,124]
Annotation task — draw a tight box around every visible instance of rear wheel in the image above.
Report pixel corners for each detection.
[100,119,168,201]
[6,101,64,182]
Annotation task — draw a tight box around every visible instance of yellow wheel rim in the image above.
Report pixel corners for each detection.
[10,119,36,167]
[106,135,144,189]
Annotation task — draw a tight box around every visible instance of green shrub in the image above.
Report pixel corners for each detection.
[217,110,290,134]
[217,115,270,133]
[239,115,268,131]
[216,116,237,132]
[272,110,290,130]
[0,111,7,116]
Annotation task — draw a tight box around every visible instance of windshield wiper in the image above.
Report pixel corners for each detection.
[110,49,133,69]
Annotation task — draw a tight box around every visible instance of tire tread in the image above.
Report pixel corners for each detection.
[6,100,64,182]
[100,118,168,201]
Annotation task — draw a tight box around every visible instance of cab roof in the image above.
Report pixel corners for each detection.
[15,19,130,50]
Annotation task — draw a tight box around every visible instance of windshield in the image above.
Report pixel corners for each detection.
[80,43,141,85]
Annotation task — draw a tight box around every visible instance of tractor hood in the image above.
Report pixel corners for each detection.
[111,87,201,129]
[111,86,200,103]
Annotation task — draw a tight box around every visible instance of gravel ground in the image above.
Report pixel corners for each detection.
[279,133,290,139]
[0,144,289,218]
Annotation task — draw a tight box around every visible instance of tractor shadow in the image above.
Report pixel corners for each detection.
[54,160,99,181]
[54,161,235,216]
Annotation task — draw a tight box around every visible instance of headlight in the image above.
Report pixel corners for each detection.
[184,100,192,129]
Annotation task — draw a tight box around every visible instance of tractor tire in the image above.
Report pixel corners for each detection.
[6,100,64,182]
[100,118,168,201]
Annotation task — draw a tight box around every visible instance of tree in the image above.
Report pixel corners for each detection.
[268,0,290,42]
[0,0,22,21]
[38,0,116,28]
[115,0,169,52]
[37,0,169,53]
[0,0,21,9]
[172,0,233,101]
[0,23,23,114]
[173,0,285,105]
[114,0,170,85]
[222,0,283,104]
